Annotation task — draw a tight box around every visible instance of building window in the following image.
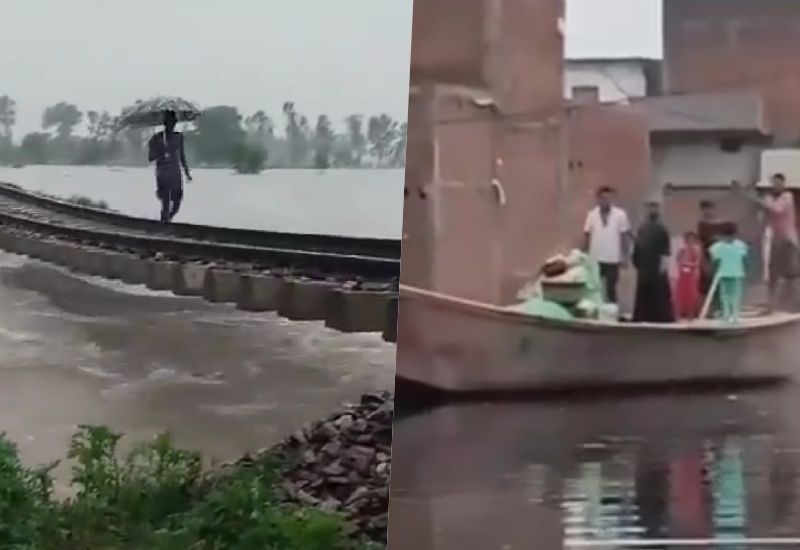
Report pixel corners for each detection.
[571,85,600,104]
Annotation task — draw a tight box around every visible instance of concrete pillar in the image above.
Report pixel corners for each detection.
[403,0,566,305]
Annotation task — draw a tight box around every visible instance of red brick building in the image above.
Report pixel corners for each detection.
[403,0,652,305]
[663,0,800,141]
[404,0,568,305]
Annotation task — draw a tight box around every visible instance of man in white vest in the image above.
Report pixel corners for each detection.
[582,186,633,304]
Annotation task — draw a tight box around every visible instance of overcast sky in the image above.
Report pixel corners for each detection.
[0,0,660,135]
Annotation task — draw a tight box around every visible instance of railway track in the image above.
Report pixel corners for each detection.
[0,183,400,281]
[0,182,402,260]
[0,183,399,342]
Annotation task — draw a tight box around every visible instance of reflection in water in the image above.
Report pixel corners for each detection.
[390,389,800,549]
[563,439,751,547]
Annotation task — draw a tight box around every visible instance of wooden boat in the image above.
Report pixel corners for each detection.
[396,284,800,392]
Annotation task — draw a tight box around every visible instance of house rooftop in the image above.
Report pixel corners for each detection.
[634,92,768,135]
[566,56,662,65]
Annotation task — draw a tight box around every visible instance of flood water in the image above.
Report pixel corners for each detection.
[0,252,395,493]
[6,166,800,548]
[391,386,800,549]
[0,165,404,238]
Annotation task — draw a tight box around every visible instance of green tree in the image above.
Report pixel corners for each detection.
[0,96,16,164]
[231,142,268,174]
[19,133,50,165]
[244,110,274,143]
[367,114,398,166]
[86,110,102,139]
[391,122,407,167]
[344,114,366,167]
[0,95,16,140]
[190,105,246,166]
[282,102,309,167]
[119,126,148,165]
[42,102,82,139]
[313,115,334,169]
[115,99,148,165]
[78,110,117,165]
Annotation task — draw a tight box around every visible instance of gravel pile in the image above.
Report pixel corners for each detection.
[271,392,393,545]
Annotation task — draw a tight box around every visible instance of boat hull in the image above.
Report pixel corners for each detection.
[396,284,800,392]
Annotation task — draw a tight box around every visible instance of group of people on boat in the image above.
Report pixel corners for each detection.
[582,173,798,323]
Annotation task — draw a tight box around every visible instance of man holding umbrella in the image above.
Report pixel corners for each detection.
[118,96,201,223]
[148,110,192,222]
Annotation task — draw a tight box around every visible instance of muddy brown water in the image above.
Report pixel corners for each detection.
[391,383,800,549]
[10,249,800,549]
[0,252,395,494]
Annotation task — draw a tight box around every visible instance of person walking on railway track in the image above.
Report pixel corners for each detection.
[118,96,201,224]
[148,110,192,223]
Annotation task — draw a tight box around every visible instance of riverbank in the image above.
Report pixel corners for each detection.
[223,391,392,545]
[0,391,392,549]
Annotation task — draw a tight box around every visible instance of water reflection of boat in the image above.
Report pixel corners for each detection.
[397,284,800,392]
[709,440,748,540]
[389,392,774,550]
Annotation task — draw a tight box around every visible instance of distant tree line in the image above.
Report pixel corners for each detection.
[0,96,407,173]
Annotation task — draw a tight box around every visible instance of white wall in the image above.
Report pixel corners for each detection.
[564,61,648,102]
[760,149,800,188]
[651,142,762,191]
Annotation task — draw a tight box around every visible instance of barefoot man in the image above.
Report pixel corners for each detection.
[742,173,799,311]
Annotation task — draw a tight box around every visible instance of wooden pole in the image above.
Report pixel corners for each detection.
[697,272,721,320]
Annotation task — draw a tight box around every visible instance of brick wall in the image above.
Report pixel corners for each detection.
[402,0,567,304]
[561,102,652,309]
[410,0,564,113]
[399,90,437,291]
[663,0,800,139]
[662,186,766,280]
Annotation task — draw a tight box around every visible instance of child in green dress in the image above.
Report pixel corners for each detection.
[709,222,748,322]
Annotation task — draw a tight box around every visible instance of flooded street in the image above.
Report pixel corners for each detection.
[391,387,800,549]
[0,252,395,489]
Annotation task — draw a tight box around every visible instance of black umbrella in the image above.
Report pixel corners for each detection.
[118,96,202,128]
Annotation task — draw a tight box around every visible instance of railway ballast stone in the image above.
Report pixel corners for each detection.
[226,392,393,546]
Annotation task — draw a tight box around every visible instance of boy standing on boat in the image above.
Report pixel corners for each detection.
[582,186,633,305]
[709,223,748,322]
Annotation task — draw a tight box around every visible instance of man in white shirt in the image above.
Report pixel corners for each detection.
[582,186,633,304]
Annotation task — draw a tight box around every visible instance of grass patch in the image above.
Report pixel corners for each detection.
[0,425,371,549]
[64,195,111,211]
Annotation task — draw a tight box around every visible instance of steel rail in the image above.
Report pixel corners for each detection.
[0,182,402,259]
[0,203,400,281]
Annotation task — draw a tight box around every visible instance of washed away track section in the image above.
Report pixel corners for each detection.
[0,183,399,342]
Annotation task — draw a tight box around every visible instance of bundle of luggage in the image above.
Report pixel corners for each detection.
[507,249,618,322]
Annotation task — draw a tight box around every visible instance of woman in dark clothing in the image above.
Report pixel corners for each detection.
[632,201,675,323]
[147,110,192,223]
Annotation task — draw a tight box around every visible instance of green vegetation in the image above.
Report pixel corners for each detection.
[64,195,111,210]
[0,425,368,549]
[0,95,407,170]
[231,142,269,175]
